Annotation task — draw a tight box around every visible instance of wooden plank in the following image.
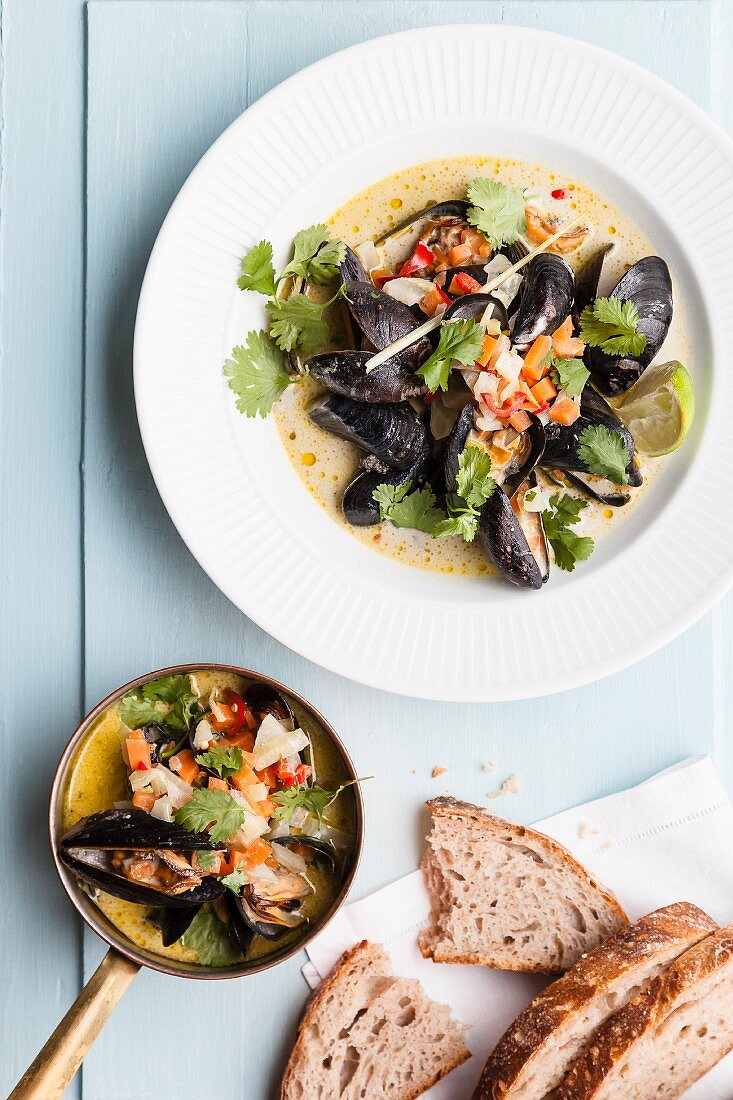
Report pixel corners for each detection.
[0,0,85,1096]
[82,3,720,1098]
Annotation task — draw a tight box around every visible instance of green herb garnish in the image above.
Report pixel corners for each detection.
[220,868,248,895]
[195,745,244,779]
[551,356,590,399]
[180,907,240,967]
[266,285,345,354]
[416,319,485,393]
[433,447,496,542]
[271,778,368,828]
[194,850,217,872]
[118,674,199,733]
[279,225,347,285]
[237,240,277,296]
[224,330,295,419]
[541,493,595,572]
[173,789,245,843]
[372,482,445,535]
[466,178,527,248]
[577,424,630,484]
[579,297,647,358]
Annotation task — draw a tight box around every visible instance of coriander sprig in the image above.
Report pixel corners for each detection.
[577,424,630,484]
[271,778,369,828]
[541,493,594,572]
[579,297,647,358]
[466,178,527,248]
[433,447,496,542]
[416,319,485,393]
[372,482,445,535]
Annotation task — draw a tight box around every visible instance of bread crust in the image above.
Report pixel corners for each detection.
[556,924,733,1099]
[474,902,717,1100]
[280,939,469,1100]
[420,798,628,970]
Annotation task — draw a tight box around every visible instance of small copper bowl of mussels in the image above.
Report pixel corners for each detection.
[51,664,364,978]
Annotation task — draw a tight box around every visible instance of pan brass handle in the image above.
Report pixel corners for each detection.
[9,948,140,1100]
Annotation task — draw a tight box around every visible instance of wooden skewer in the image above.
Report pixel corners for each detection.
[364,212,586,372]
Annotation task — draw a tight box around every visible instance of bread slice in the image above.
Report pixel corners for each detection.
[556,924,733,1099]
[419,797,628,973]
[280,940,469,1100]
[474,902,717,1100]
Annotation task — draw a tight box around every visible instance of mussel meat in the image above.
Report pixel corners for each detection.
[227,873,311,942]
[343,281,431,367]
[586,256,673,396]
[374,200,470,246]
[307,350,427,404]
[59,808,226,909]
[511,253,575,352]
[342,453,431,527]
[310,394,430,472]
[541,385,640,491]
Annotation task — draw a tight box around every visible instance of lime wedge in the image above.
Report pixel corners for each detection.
[615,360,695,457]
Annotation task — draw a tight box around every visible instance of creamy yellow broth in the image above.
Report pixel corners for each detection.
[274,156,690,576]
[61,671,357,965]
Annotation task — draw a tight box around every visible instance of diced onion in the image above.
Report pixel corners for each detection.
[253,714,309,770]
[354,239,380,272]
[151,764,193,809]
[193,719,214,750]
[151,795,173,822]
[243,782,268,807]
[287,806,310,829]
[267,819,291,840]
[383,277,435,307]
[271,842,307,873]
[129,770,154,793]
[150,770,168,797]
[232,809,270,848]
[483,255,523,308]
[247,862,278,884]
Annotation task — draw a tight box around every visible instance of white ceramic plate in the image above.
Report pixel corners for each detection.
[135,25,733,701]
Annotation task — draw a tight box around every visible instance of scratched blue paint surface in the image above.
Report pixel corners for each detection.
[2,2,733,1097]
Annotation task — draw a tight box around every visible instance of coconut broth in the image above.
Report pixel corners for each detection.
[274,156,691,577]
[61,671,357,965]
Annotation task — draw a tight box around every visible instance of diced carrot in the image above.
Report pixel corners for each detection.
[257,798,277,819]
[370,268,393,288]
[478,242,493,258]
[521,335,553,383]
[223,732,255,752]
[419,285,449,318]
[219,848,248,877]
[508,410,532,433]
[548,396,581,426]
[243,838,271,867]
[230,765,259,792]
[257,764,279,790]
[208,776,229,793]
[169,749,201,786]
[530,376,558,404]
[461,228,489,254]
[128,729,146,741]
[132,790,156,812]
[551,316,586,357]
[446,242,473,266]
[476,334,498,367]
[126,739,152,771]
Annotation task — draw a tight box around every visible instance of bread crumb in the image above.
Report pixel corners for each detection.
[488,774,520,798]
[578,822,600,839]
[482,761,496,772]
[432,766,448,778]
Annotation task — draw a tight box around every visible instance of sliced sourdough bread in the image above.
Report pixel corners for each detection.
[474,902,717,1100]
[280,940,469,1100]
[419,797,628,973]
[557,924,733,1099]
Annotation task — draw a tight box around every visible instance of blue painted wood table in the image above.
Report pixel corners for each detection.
[2,1,733,1097]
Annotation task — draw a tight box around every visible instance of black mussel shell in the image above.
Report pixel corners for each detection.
[500,239,529,267]
[273,835,337,874]
[343,453,431,527]
[444,292,509,331]
[549,468,632,508]
[573,242,615,324]
[444,403,474,492]
[586,256,673,396]
[161,905,200,947]
[541,386,639,486]
[224,892,255,954]
[340,244,368,284]
[343,281,431,367]
[228,886,304,942]
[502,415,546,499]
[478,489,546,590]
[242,683,295,730]
[307,350,427,404]
[61,808,225,853]
[511,253,574,352]
[59,850,225,909]
[374,200,470,245]
[310,394,430,472]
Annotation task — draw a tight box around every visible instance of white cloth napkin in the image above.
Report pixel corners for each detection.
[303,756,733,1098]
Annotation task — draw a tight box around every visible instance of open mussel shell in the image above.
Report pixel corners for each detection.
[444,403,475,491]
[307,350,427,404]
[444,292,509,331]
[511,253,574,352]
[374,200,470,245]
[343,281,432,367]
[478,490,546,591]
[342,453,431,527]
[586,256,673,396]
[59,852,225,910]
[339,244,368,284]
[541,386,640,487]
[573,242,616,323]
[242,682,295,730]
[161,905,200,947]
[310,394,430,472]
[227,885,304,943]
[275,835,338,874]
[444,404,545,500]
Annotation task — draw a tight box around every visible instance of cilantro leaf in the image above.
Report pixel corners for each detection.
[280,225,346,285]
[466,178,527,248]
[372,482,445,534]
[224,330,294,418]
[577,424,630,484]
[271,778,367,828]
[266,287,344,355]
[456,447,495,510]
[173,789,245,843]
[551,356,590,399]
[181,906,240,967]
[432,499,480,542]
[195,745,244,779]
[140,675,192,704]
[579,297,647,358]
[417,319,485,393]
[194,850,216,872]
[221,868,248,895]
[237,241,277,296]
[117,695,162,730]
[118,674,199,733]
[541,492,595,573]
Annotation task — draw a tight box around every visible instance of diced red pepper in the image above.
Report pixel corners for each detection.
[209,689,249,734]
[276,761,312,788]
[449,272,483,296]
[397,240,434,278]
[551,188,566,200]
[483,392,526,418]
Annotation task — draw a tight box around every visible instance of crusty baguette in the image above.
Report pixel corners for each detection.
[419,797,628,973]
[556,924,733,1099]
[475,902,717,1100]
[280,940,469,1100]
